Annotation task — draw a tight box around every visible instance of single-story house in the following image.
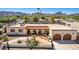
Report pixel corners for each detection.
[6,24,77,40]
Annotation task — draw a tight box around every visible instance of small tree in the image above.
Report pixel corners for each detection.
[61,16,66,19]
[26,35,39,50]
[41,16,46,19]
[33,17,39,22]
[23,16,30,22]
[3,36,9,42]
[50,16,56,23]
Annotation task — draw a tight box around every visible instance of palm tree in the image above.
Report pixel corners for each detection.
[3,36,10,50]
[37,8,41,14]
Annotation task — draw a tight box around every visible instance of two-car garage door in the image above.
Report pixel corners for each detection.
[63,34,71,40]
[53,34,72,40]
[53,34,61,40]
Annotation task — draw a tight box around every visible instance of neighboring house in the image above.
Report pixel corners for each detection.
[15,19,25,24]
[54,19,65,25]
[6,24,77,40]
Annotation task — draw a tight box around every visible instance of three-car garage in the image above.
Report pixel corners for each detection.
[52,30,77,40]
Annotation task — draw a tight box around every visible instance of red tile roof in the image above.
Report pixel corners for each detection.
[26,26,49,30]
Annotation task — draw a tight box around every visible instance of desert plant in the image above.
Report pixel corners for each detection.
[26,36,39,50]
[17,40,22,44]
[41,16,46,19]
[0,37,3,40]
[3,36,9,42]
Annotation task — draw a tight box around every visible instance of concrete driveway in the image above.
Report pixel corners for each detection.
[53,40,79,50]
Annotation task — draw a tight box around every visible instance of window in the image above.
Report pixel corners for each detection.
[67,24,71,26]
[19,29,23,32]
[10,29,15,32]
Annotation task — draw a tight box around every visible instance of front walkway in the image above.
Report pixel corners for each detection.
[53,40,79,50]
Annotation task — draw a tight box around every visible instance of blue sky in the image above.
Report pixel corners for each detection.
[0,8,79,14]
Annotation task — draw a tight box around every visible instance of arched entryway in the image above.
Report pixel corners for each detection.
[63,34,71,40]
[33,30,37,35]
[43,30,49,36]
[38,30,42,35]
[27,29,30,35]
[53,34,61,40]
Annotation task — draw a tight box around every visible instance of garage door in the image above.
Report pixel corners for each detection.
[53,34,61,40]
[63,34,71,40]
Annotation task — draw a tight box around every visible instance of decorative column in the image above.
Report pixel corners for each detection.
[61,33,64,40]
[30,30,33,35]
[36,30,39,35]
[42,30,44,35]
[49,29,52,39]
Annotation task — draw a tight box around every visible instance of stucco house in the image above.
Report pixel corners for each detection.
[63,21,79,40]
[6,24,77,40]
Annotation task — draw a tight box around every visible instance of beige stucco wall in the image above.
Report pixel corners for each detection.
[52,30,77,40]
[7,27,27,35]
[6,24,77,40]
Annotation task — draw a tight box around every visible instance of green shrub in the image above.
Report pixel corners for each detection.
[17,40,22,44]
[3,36,9,41]
[26,36,39,49]
[0,37,3,40]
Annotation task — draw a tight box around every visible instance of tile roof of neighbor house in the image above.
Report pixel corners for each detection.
[8,24,76,30]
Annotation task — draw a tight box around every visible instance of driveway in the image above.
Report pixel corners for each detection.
[53,40,79,50]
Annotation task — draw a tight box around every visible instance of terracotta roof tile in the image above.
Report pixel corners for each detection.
[26,26,49,30]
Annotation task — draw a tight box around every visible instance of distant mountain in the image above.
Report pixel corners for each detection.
[69,13,79,16]
[0,11,28,16]
[0,11,79,16]
[53,12,67,16]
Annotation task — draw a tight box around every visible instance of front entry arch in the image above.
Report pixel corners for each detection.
[53,34,61,40]
[63,34,71,40]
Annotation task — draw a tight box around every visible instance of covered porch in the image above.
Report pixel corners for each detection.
[26,26,49,36]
